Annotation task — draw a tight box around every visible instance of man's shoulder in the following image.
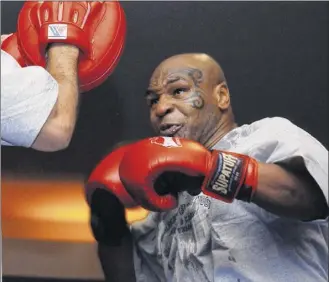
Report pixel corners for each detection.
[214,117,300,150]
[222,116,307,149]
[248,116,296,130]
[240,116,326,153]
[239,116,305,138]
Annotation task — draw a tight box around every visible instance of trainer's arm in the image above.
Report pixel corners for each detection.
[252,158,328,221]
[31,43,80,151]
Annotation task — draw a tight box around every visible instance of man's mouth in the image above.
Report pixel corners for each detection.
[159,124,183,136]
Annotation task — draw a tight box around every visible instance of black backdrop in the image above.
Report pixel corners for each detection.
[1,1,328,177]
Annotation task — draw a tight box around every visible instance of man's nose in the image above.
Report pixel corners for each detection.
[154,96,174,118]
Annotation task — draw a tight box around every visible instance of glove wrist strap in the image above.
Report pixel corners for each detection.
[202,150,258,203]
[39,24,88,55]
[236,157,258,202]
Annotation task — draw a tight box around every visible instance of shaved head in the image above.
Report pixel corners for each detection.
[151,53,226,87]
[146,53,235,148]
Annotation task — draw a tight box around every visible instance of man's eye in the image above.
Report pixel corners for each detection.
[173,88,187,96]
[148,98,159,107]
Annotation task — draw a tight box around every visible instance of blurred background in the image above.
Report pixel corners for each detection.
[1,1,328,281]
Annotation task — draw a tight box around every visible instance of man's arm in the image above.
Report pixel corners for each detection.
[89,190,137,282]
[253,158,328,221]
[98,233,136,282]
[1,40,80,151]
[31,43,80,151]
[118,119,328,221]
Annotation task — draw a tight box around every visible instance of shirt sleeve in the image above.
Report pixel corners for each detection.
[249,117,328,204]
[1,50,58,147]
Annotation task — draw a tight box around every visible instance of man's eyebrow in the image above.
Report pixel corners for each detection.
[145,89,156,97]
[145,76,188,96]
[165,76,187,86]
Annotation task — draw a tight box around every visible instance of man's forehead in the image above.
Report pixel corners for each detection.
[149,64,204,85]
[148,71,189,93]
[151,68,188,81]
[152,55,199,75]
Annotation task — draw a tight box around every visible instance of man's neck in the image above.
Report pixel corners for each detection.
[203,119,238,149]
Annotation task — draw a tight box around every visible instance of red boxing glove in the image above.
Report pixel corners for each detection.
[86,144,137,208]
[119,137,258,212]
[85,144,138,246]
[17,1,126,92]
[1,33,27,67]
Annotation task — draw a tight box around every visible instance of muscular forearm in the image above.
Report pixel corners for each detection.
[46,44,80,138]
[32,44,80,151]
[98,232,136,282]
[252,161,328,220]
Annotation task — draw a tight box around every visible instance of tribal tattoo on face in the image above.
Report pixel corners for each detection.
[163,67,205,110]
[148,68,206,110]
[180,68,204,109]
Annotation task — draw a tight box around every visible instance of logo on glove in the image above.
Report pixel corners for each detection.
[48,24,68,39]
[211,153,239,195]
[207,152,243,200]
[150,137,182,148]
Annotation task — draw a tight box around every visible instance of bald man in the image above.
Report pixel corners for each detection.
[90,53,328,282]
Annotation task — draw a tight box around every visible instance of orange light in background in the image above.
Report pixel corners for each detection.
[1,176,149,242]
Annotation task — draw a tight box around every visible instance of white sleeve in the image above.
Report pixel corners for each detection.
[1,50,58,147]
[249,117,328,204]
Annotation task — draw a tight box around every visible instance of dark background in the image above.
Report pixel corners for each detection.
[1,2,328,282]
[1,1,328,176]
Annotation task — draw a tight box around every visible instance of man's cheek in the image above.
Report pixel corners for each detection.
[182,90,205,110]
[150,116,157,130]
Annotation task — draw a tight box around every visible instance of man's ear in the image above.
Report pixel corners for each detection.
[214,82,230,110]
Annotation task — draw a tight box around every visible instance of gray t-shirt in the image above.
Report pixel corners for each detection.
[1,50,58,147]
[130,117,328,282]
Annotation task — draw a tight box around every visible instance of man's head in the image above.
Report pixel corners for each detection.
[145,53,235,148]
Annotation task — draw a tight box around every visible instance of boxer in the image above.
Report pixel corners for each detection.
[87,53,328,282]
[1,1,125,151]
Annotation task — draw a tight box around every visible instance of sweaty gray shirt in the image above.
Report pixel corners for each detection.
[1,50,58,147]
[130,117,328,282]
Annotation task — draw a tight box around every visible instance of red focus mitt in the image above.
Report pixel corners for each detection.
[16,1,126,92]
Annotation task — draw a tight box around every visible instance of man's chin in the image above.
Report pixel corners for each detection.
[169,131,190,140]
[171,131,185,138]
[172,131,198,142]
